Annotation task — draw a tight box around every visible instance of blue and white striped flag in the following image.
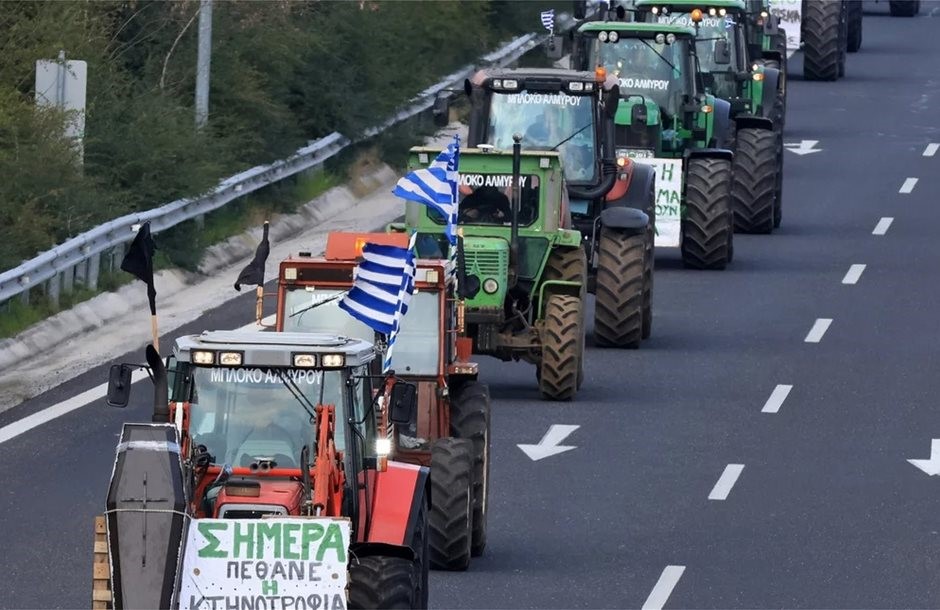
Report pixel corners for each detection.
[541,9,555,32]
[392,135,460,245]
[724,17,736,29]
[338,242,416,337]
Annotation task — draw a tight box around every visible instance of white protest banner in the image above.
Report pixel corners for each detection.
[767,0,801,54]
[629,157,683,248]
[178,517,351,610]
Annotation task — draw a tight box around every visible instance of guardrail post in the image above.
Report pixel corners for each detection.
[86,253,101,291]
[47,274,61,309]
[62,265,75,296]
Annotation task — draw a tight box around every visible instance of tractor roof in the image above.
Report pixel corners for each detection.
[577,21,697,37]
[409,146,562,159]
[634,0,746,9]
[174,331,375,368]
[470,67,600,86]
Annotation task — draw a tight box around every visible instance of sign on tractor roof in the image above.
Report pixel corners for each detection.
[577,21,696,37]
[634,0,746,9]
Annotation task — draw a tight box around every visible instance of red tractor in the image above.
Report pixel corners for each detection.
[94,331,431,609]
[275,231,491,570]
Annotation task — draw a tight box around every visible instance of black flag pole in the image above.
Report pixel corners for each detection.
[234,221,271,325]
[120,221,160,353]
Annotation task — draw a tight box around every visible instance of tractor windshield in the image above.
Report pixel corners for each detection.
[656,14,743,99]
[485,91,596,182]
[181,365,344,468]
[591,36,692,117]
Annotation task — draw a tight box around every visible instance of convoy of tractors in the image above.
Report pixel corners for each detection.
[90,1,922,608]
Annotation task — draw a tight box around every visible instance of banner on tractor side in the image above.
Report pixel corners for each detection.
[767,0,801,55]
[623,155,683,248]
[177,517,351,610]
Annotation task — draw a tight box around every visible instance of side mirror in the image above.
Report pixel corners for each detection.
[432,93,450,128]
[714,39,731,65]
[388,381,417,425]
[107,364,133,408]
[763,14,779,36]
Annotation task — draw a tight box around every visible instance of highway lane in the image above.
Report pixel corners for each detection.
[0,11,938,609]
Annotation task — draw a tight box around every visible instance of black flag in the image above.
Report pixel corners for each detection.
[234,221,270,291]
[121,221,157,315]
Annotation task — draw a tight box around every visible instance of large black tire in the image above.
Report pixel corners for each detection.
[774,130,784,228]
[543,246,586,388]
[681,158,733,270]
[538,294,583,401]
[803,0,842,81]
[428,438,473,571]
[412,493,429,608]
[847,0,862,52]
[449,381,490,557]
[642,223,654,340]
[731,128,778,234]
[348,556,419,609]
[773,31,788,78]
[890,0,919,16]
[593,228,644,348]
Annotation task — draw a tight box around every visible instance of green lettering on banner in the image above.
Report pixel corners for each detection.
[300,523,325,561]
[257,522,282,560]
[317,524,347,563]
[197,522,229,558]
[234,522,254,559]
[261,580,279,596]
[661,162,674,182]
[282,523,302,560]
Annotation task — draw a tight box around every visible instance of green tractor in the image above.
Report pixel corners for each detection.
[635,1,785,232]
[400,144,588,401]
[743,0,790,72]
[764,0,848,81]
[459,67,656,347]
[573,21,736,269]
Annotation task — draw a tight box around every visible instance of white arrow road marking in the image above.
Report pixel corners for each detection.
[762,384,793,414]
[899,178,919,194]
[0,314,276,446]
[517,424,579,461]
[804,318,832,343]
[873,217,894,235]
[908,439,940,476]
[784,140,822,155]
[642,565,686,610]
[842,264,866,285]
[708,464,745,500]
[923,143,939,157]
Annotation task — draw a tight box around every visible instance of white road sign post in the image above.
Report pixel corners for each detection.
[35,50,87,166]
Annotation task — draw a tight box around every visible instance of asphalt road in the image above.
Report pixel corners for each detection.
[1,9,939,610]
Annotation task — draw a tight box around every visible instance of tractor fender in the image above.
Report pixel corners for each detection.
[349,541,415,563]
[366,461,430,548]
[733,114,775,132]
[761,50,783,64]
[685,147,734,162]
[600,206,649,232]
[606,162,655,216]
[711,97,733,148]
[760,68,782,113]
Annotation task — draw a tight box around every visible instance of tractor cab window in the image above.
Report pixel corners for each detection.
[182,366,345,469]
[390,291,441,376]
[592,36,692,119]
[485,91,596,183]
[656,14,743,99]
[456,173,540,227]
[282,287,374,343]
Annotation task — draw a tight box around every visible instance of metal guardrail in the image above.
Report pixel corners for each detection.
[0,15,578,307]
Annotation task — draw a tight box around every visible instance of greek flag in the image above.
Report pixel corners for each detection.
[393,135,460,246]
[541,9,555,32]
[724,17,736,29]
[338,242,416,337]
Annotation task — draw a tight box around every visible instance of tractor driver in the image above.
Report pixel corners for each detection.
[459,184,512,224]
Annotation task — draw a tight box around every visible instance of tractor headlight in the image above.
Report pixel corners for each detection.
[483,279,499,294]
[218,351,243,367]
[293,353,317,367]
[321,353,345,368]
[192,350,215,365]
[569,81,584,92]
[599,31,609,42]
[708,7,717,15]
[609,31,619,42]
[283,267,297,281]
[752,72,764,81]
[655,33,666,44]
[719,8,727,16]
[666,33,676,44]
[376,438,391,455]
[502,79,519,90]
[651,6,659,13]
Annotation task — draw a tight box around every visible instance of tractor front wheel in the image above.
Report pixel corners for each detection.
[803,0,843,81]
[732,128,778,234]
[847,0,863,52]
[449,381,491,557]
[642,223,654,340]
[348,556,420,609]
[539,294,583,401]
[428,438,473,571]
[594,227,644,348]
[543,246,587,388]
[681,158,733,270]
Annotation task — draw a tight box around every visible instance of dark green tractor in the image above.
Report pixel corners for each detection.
[762,0,848,81]
[635,1,784,233]
[399,144,588,401]
[460,67,656,348]
[573,21,736,270]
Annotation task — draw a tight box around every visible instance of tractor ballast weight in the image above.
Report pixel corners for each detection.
[96,331,432,609]
[574,21,735,269]
[463,66,656,348]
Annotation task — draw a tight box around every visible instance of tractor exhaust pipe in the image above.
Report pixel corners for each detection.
[146,344,169,423]
[510,133,522,289]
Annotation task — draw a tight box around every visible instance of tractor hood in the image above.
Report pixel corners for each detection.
[214,478,305,518]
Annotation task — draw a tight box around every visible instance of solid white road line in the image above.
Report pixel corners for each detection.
[899,178,918,194]
[873,217,893,235]
[0,313,276,446]
[804,318,832,343]
[762,384,793,414]
[642,566,686,610]
[924,143,939,157]
[842,264,866,285]
[708,464,745,501]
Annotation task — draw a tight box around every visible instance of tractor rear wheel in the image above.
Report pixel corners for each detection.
[847,0,862,52]
[539,294,583,400]
[774,130,784,228]
[428,438,473,571]
[681,158,733,270]
[349,555,420,609]
[642,223,654,340]
[773,31,788,78]
[449,381,490,557]
[594,228,644,348]
[890,0,919,16]
[731,128,778,234]
[803,0,842,81]
[543,246,587,387]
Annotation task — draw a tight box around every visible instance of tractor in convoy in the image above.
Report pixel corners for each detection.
[396,141,588,401]
[764,0,848,81]
[94,332,430,609]
[573,20,735,269]
[634,0,785,232]
[458,66,656,347]
[274,231,491,570]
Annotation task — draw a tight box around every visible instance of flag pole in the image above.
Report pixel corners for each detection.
[151,314,160,353]
[255,285,264,325]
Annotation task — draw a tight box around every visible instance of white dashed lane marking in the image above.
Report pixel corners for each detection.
[899,178,918,194]
[708,464,745,500]
[642,566,686,610]
[873,217,893,235]
[924,143,939,157]
[842,264,866,285]
[805,318,833,343]
[762,384,793,414]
